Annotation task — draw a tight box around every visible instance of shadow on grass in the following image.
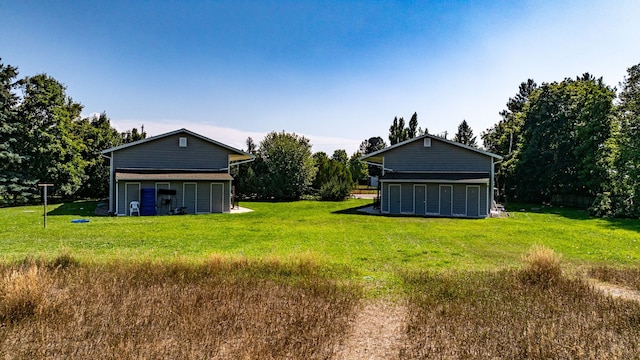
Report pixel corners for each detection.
[332,203,485,220]
[48,201,100,216]
[507,202,640,233]
[332,203,382,216]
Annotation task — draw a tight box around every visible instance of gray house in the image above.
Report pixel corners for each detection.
[101,128,254,216]
[360,134,502,218]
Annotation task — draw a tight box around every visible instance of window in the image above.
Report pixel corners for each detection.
[424,138,431,147]
[179,137,187,147]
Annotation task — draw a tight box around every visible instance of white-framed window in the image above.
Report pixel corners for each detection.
[179,137,187,147]
[424,138,431,147]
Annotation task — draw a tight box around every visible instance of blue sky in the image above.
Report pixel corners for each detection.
[2,1,639,154]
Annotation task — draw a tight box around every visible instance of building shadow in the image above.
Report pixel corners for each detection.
[47,201,100,216]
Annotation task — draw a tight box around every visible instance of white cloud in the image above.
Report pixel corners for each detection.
[110,118,362,155]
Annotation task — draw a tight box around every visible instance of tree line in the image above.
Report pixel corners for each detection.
[482,64,640,217]
[0,59,146,205]
[4,55,640,217]
[233,132,368,201]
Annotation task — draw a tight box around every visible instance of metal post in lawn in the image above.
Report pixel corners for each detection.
[38,183,53,229]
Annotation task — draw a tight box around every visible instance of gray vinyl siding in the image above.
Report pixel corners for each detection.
[113,133,230,170]
[381,183,389,213]
[381,181,489,218]
[115,180,231,215]
[480,186,488,216]
[223,181,231,211]
[383,138,492,172]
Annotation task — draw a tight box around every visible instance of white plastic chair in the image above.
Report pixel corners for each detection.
[129,201,140,216]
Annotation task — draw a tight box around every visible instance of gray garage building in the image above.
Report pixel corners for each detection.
[360,134,502,218]
[101,128,254,216]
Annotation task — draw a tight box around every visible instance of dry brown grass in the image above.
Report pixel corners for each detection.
[3,252,640,359]
[400,267,640,359]
[589,266,640,291]
[0,264,53,323]
[520,245,562,287]
[0,256,360,359]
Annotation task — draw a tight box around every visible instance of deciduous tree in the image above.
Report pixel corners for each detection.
[15,73,86,198]
[348,151,368,184]
[74,112,122,198]
[359,136,386,177]
[512,74,615,203]
[609,63,640,216]
[257,131,315,200]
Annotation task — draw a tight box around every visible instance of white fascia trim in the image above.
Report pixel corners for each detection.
[380,179,489,184]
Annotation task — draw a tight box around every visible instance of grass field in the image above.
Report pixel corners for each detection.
[2,200,639,275]
[2,200,640,358]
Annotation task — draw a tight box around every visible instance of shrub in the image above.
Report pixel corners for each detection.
[589,192,640,218]
[520,245,562,287]
[319,178,352,201]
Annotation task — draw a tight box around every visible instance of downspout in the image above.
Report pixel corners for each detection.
[491,158,503,212]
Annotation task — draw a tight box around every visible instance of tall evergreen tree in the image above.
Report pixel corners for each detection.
[407,112,418,138]
[0,60,34,204]
[331,149,348,166]
[482,79,537,156]
[245,136,257,154]
[453,120,477,147]
[388,116,409,145]
[481,79,537,201]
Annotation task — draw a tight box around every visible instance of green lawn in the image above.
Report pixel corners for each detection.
[1,199,639,286]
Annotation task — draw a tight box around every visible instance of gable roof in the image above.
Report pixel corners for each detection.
[359,133,503,164]
[101,128,254,162]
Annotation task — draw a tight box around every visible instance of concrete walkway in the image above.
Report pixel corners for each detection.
[230,206,253,214]
[351,193,378,199]
[357,205,381,215]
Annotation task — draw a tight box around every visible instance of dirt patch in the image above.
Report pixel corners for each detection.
[335,300,407,360]
[589,278,640,302]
